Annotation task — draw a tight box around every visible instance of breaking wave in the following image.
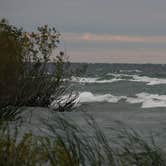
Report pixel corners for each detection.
[78,91,125,103]
[126,93,166,108]
[71,74,166,85]
[119,69,142,73]
[77,92,166,108]
[130,75,166,85]
[51,91,166,109]
[71,76,122,83]
[108,73,166,85]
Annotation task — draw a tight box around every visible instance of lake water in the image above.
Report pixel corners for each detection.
[21,63,166,148]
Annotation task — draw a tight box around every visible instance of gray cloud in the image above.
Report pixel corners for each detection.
[1,0,166,63]
[1,0,166,34]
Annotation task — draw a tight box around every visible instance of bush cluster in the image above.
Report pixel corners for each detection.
[0,19,69,108]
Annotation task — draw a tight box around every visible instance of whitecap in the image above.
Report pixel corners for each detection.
[78,92,166,108]
[71,73,166,86]
[120,69,142,73]
[142,99,166,108]
[71,76,122,83]
[126,97,144,104]
[71,76,98,83]
[128,93,166,108]
[51,91,166,109]
[130,75,166,85]
[78,91,166,109]
[106,73,130,77]
[78,91,126,103]
[106,73,166,85]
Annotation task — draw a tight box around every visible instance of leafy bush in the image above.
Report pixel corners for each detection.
[0,19,73,109]
[0,19,24,101]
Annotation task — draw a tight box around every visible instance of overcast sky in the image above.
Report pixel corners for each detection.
[1,0,166,63]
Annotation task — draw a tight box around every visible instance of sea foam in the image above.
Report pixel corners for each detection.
[126,93,166,108]
[107,73,166,85]
[71,76,122,83]
[78,92,166,108]
[51,91,166,109]
[130,75,166,85]
[78,91,125,103]
[72,73,166,86]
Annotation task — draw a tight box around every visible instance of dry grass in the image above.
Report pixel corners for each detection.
[0,111,165,166]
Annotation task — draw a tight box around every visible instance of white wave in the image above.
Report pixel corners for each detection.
[51,92,125,108]
[71,76,122,83]
[79,92,166,108]
[107,73,166,85]
[126,93,166,108]
[71,73,166,85]
[120,69,142,73]
[126,97,144,104]
[106,73,166,85]
[130,75,166,85]
[71,76,98,83]
[142,99,166,108]
[51,91,166,109]
[106,73,130,77]
[78,91,126,103]
[78,91,166,108]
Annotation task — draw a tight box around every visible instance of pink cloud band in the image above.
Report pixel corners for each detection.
[63,32,166,43]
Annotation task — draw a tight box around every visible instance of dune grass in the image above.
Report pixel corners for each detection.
[0,109,165,166]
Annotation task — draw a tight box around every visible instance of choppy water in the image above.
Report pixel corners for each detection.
[21,64,166,148]
[70,63,166,109]
[67,63,166,144]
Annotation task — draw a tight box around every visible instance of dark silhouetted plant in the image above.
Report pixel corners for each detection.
[0,19,75,112]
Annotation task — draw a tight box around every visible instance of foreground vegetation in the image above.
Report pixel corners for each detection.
[0,111,166,166]
[0,18,73,109]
